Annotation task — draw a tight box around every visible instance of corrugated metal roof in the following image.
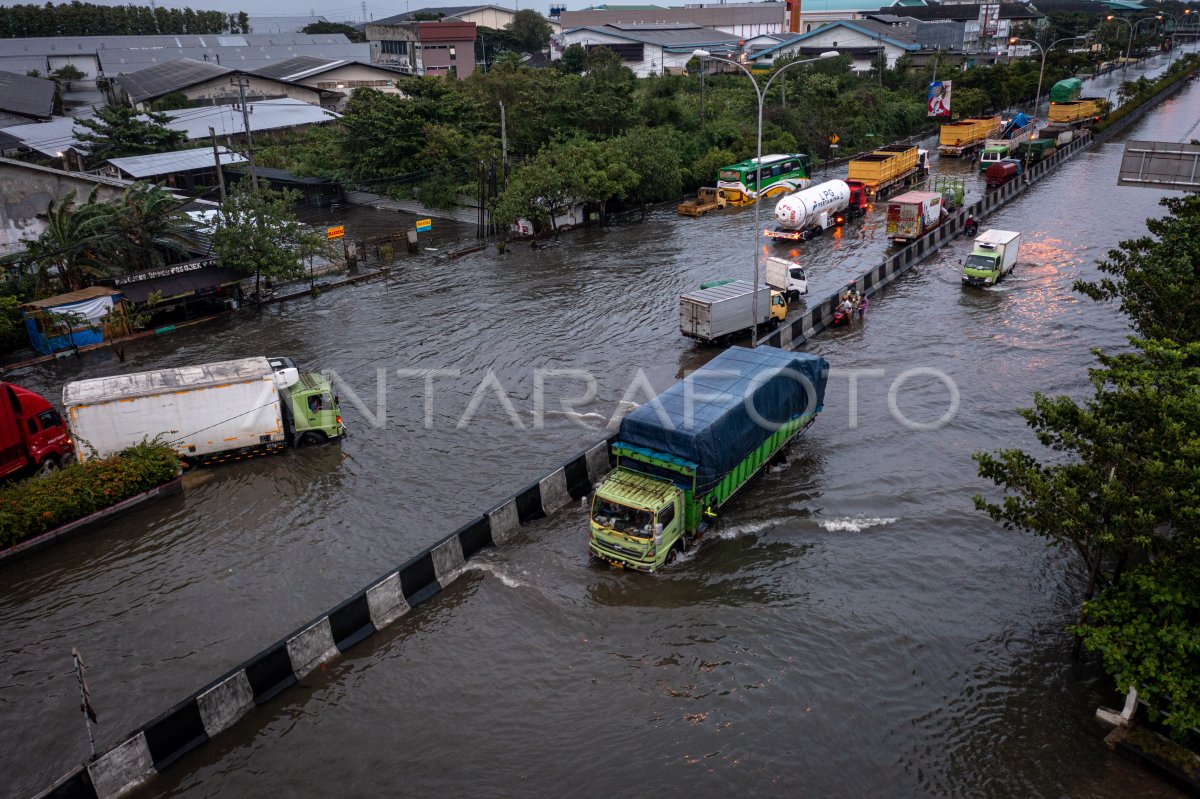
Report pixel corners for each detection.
[0,70,56,120]
[114,58,234,103]
[564,23,740,47]
[24,286,123,309]
[107,146,247,178]
[247,15,329,33]
[252,55,345,80]
[369,6,498,25]
[0,99,339,157]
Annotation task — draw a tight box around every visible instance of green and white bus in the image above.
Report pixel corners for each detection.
[717,153,812,205]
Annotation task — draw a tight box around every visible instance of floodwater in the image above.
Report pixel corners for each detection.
[2,54,1196,799]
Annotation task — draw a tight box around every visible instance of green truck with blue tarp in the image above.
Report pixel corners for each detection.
[589,346,828,572]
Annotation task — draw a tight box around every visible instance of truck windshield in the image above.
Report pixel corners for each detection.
[592,498,654,538]
[964,254,997,271]
[789,267,805,280]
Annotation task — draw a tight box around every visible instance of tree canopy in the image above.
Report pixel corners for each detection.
[73,106,187,164]
[0,3,247,37]
[301,21,361,41]
[507,9,553,52]
[211,182,320,284]
[974,194,1200,738]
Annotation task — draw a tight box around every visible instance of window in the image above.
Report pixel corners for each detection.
[658,503,675,531]
[26,418,37,434]
[449,46,456,60]
[37,409,62,431]
[380,40,409,56]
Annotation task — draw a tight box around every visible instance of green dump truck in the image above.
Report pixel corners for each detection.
[588,346,828,572]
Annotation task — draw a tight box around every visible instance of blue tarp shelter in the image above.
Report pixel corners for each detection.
[22,286,123,355]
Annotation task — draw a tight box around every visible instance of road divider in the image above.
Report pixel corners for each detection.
[36,437,615,799]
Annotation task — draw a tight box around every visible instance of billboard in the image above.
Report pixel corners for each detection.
[928,80,952,117]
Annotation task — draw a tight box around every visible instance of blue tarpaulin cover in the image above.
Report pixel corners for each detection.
[616,346,828,492]
[1002,113,1031,138]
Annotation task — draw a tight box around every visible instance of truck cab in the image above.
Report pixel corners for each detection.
[589,468,685,572]
[770,290,788,321]
[978,144,1009,172]
[962,229,1021,286]
[269,357,345,446]
[0,383,73,478]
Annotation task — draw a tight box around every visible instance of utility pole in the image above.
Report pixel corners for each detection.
[499,100,508,190]
[230,77,259,190]
[209,126,227,203]
[699,58,705,123]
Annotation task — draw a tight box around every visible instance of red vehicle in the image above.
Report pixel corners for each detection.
[0,382,73,479]
[985,159,1022,187]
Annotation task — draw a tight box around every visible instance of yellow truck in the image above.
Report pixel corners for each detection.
[845,144,929,199]
[1048,98,1105,127]
[937,116,1002,157]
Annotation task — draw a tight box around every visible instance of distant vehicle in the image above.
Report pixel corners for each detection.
[978,113,1034,171]
[962,229,1021,286]
[716,153,812,205]
[985,158,1023,187]
[766,179,868,242]
[64,356,344,463]
[764,255,808,302]
[588,346,827,572]
[1048,78,1083,103]
[885,190,947,245]
[1048,98,1104,128]
[679,280,787,344]
[1014,138,1057,164]
[938,117,1002,157]
[846,145,929,199]
[0,382,73,479]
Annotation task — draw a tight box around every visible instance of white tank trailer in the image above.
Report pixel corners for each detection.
[773,180,852,230]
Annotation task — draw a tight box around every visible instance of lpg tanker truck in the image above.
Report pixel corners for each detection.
[765,179,869,242]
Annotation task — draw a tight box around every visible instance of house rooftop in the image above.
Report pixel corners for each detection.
[106,146,247,178]
[0,70,56,120]
[114,58,234,103]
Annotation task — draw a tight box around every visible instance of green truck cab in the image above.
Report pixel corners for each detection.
[589,346,828,572]
[269,356,345,447]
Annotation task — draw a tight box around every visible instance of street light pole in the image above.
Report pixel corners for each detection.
[1009,35,1086,120]
[692,48,839,347]
[1168,10,1193,69]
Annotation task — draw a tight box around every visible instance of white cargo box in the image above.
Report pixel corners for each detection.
[64,356,286,461]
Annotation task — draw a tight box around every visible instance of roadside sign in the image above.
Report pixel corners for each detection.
[416,219,432,232]
[326,225,345,240]
[830,133,840,144]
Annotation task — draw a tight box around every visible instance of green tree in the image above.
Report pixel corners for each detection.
[74,106,187,163]
[507,9,552,52]
[1075,194,1200,345]
[25,188,115,294]
[611,127,682,217]
[302,21,362,41]
[50,64,85,91]
[559,43,587,74]
[99,183,195,273]
[211,182,318,292]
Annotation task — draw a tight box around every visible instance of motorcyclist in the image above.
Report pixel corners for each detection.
[965,215,978,237]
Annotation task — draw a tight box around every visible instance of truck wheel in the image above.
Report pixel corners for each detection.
[36,456,60,477]
[297,431,327,448]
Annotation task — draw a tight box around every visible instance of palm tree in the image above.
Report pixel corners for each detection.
[26,188,115,295]
[99,183,197,273]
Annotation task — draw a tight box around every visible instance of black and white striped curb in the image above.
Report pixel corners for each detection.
[36,438,615,799]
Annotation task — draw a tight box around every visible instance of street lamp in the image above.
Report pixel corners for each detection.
[1009,35,1087,120]
[1167,9,1193,68]
[692,47,839,347]
[1106,15,1160,66]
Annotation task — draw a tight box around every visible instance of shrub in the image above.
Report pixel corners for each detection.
[0,441,180,550]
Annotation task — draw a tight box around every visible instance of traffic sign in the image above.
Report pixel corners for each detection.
[327,225,345,240]
[830,133,840,144]
[416,219,432,232]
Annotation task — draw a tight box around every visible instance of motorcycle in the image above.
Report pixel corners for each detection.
[832,305,852,326]
[964,217,979,237]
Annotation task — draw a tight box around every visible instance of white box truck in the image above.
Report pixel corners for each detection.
[64,356,344,463]
[961,229,1021,286]
[679,280,787,343]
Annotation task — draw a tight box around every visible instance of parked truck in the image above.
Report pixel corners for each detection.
[962,229,1021,286]
[588,346,828,571]
[885,190,947,245]
[1014,138,1057,164]
[765,179,867,242]
[846,144,929,199]
[679,280,787,343]
[765,255,808,302]
[978,113,1035,171]
[985,158,1023,187]
[64,356,344,463]
[1048,98,1104,127]
[0,382,74,479]
[938,116,1002,157]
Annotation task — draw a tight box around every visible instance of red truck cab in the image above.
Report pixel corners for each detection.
[0,382,73,478]
[845,180,872,220]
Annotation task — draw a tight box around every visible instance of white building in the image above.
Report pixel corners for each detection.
[749,19,920,72]
[557,23,741,77]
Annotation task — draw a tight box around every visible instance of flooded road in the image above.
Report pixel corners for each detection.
[2,54,1196,798]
